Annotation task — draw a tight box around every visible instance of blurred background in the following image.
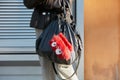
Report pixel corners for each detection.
[84,0,120,80]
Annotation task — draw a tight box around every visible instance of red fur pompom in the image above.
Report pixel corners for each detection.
[49,33,73,61]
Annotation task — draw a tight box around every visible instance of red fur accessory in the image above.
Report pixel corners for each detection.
[49,32,73,61]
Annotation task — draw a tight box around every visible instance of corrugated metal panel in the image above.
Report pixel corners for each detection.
[0,66,43,80]
[0,0,36,53]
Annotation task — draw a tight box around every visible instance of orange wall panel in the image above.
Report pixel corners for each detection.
[84,0,120,80]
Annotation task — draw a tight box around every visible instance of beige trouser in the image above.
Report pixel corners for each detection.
[35,29,79,80]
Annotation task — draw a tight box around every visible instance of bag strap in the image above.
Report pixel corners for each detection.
[63,0,76,31]
[65,0,74,21]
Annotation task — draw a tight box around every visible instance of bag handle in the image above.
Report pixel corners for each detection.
[62,0,76,31]
[65,0,74,21]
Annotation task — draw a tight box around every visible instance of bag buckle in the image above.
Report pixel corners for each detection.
[42,12,50,15]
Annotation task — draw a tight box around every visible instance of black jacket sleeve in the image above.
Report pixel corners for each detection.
[23,0,43,9]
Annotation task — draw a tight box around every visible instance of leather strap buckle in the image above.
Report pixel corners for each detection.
[42,12,50,15]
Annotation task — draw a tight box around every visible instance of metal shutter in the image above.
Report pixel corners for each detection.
[0,0,36,53]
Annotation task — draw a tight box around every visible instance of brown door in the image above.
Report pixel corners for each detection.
[84,0,120,80]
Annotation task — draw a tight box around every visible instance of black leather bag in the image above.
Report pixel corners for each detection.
[36,16,82,64]
[36,0,82,65]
